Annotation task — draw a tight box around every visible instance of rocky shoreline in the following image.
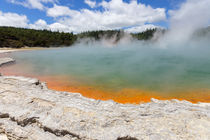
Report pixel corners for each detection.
[0,57,210,140]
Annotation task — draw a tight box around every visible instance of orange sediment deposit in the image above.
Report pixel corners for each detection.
[46,85,210,104]
[46,84,162,104]
[46,85,162,104]
[172,90,210,103]
[1,65,210,104]
[38,76,210,104]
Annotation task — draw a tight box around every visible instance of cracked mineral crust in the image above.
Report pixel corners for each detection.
[0,75,209,140]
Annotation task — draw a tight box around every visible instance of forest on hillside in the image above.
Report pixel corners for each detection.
[0,27,76,48]
[0,26,161,48]
[77,30,125,41]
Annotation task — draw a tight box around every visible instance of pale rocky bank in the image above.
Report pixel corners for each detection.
[0,58,15,67]
[0,57,210,140]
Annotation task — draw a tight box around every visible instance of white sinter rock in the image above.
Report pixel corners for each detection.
[0,57,15,67]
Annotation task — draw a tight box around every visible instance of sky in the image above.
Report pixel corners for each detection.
[0,0,202,33]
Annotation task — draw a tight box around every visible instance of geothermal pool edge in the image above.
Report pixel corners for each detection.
[0,56,210,140]
[0,74,210,140]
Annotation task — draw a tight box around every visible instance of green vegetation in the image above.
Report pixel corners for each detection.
[131,28,160,40]
[0,27,76,48]
[0,26,161,48]
[77,30,125,41]
[77,29,160,41]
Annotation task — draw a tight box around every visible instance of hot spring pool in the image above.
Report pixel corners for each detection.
[2,42,210,103]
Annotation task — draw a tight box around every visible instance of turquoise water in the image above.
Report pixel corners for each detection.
[8,41,210,95]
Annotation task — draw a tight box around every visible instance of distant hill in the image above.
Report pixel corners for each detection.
[131,28,155,40]
[0,26,162,48]
[77,30,126,43]
[77,29,162,42]
[0,27,76,48]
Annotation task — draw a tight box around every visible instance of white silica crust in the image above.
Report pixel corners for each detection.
[0,57,15,67]
[0,75,209,140]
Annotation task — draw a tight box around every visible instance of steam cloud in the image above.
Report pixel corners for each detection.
[159,0,210,47]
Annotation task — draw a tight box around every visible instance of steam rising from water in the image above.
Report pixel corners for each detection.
[159,0,210,46]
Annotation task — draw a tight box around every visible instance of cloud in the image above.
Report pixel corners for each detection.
[125,24,161,33]
[84,0,96,8]
[0,9,72,33]
[4,0,167,33]
[48,22,73,32]
[46,4,78,17]
[29,19,73,32]
[2,0,210,37]
[0,10,28,27]
[46,0,166,33]
[29,19,48,29]
[8,0,57,10]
